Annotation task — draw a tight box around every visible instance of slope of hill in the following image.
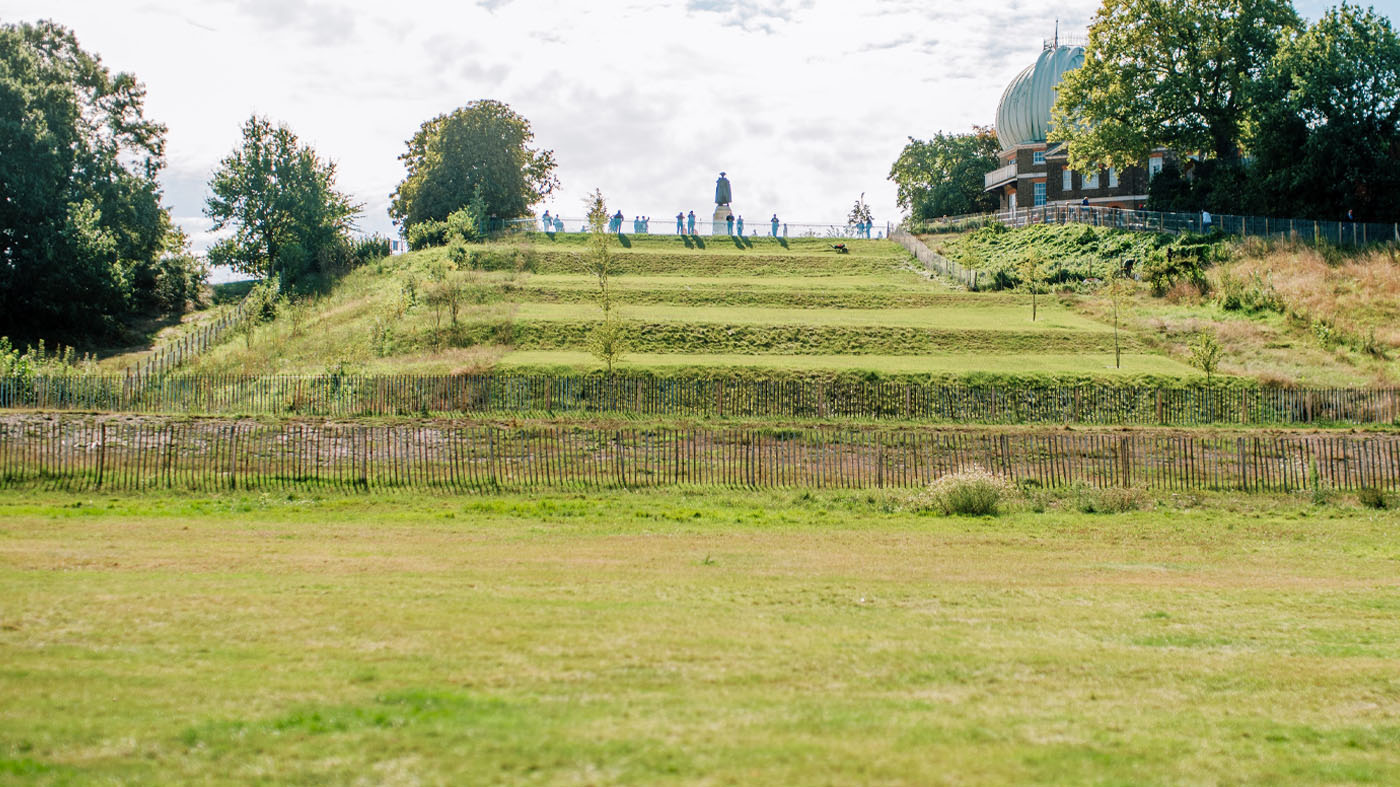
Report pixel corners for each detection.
[184,233,1199,380]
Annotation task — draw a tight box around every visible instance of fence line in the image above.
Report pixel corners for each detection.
[487,216,893,240]
[915,205,1400,248]
[3,373,1399,427]
[891,229,982,290]
[3,414,1398,493]
[121,285,268,380]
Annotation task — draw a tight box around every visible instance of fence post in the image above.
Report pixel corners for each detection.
[96,421,106,490]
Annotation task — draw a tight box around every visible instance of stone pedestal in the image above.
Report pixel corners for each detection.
[712,204,734,236]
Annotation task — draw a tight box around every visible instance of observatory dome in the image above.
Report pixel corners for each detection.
[994,45,1084,149]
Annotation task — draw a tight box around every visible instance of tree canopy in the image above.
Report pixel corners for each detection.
[389,100,558,231]
[1249,3,1400,219]
[1050,0,1300,170]
[205,115,360,291]
[887,128,999,221]
[0,19,197,346]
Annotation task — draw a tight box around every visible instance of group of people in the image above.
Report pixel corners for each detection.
[851,220,874,239]
[539,210,565,233]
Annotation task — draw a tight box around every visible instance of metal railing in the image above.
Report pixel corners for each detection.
[915,205,1400,247]
[495,216,893,240]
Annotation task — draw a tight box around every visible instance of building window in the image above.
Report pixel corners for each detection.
[1149,157,1164,179]
[1033,182,1047,206]
[1063,170,1073,191]
[1083,170,1099,189]
[1032,150,1046,165]
[1107,167,1119,188]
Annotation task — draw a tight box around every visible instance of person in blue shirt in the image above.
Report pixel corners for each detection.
[676,212,684,234]
[725,213,735,235]
[736,215,744,236]
[541,210,552,231]
[771,214,779,237]
[687,211,696,235]
[553,216,563,233]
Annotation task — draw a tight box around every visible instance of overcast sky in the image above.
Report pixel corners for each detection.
[4,0,1368,258]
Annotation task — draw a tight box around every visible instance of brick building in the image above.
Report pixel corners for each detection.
[984,41,1162,212]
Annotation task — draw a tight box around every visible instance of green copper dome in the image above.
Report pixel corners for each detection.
[994,45,1084,149]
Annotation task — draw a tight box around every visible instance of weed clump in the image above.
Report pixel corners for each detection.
[908,467,1010,516]
[1073,485,1150,514]
[1357,488,1388,510]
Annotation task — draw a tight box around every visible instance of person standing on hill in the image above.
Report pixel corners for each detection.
[726,212,735,235]
[736,215,745,236]
[553,216,563,233]
[771,214,779,237]
[541,210,552,231]
[687,211,696,235]
[612,210,624,233]
[676,212,684,234]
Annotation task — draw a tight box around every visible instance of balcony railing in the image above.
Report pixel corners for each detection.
[984,162,1018,190]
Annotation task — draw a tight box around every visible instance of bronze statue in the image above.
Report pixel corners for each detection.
[715,172,731,206]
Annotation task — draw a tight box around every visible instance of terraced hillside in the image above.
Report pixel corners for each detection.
[186,233,1198,379]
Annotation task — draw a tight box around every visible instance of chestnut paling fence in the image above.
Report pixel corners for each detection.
[4,414,1399,493]
[3,374,1400,426]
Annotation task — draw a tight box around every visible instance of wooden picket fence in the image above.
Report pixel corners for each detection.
[4,414,1398,493]
[4,373,1400,426]
[121,285,266,379]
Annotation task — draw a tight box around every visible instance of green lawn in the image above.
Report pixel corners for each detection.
[501,350,1201,375]
[514,303,1111,332]
[525,273,939,291]
[2,490,1397,783]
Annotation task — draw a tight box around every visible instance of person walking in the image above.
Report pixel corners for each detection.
[612,210,624,233]
[687,210,696,235]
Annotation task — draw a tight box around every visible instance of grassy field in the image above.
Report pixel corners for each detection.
[2,489,1398,783]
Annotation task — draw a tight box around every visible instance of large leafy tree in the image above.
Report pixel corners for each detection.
[1050,0,1299,171]
[888,128,999,221]
[0,19,177,344]
[205,116,360,290]
[389,100,558,231]
[1250,3,1400,220]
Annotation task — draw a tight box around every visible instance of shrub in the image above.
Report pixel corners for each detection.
[907,466,1010,516]
[1072,484,1149,513]
[1358,488,1388,510]
[407,207,481,251]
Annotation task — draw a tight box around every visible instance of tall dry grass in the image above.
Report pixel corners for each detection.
[1224,240,1400,351]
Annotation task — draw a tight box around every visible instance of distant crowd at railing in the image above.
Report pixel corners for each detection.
[472,215,892,240]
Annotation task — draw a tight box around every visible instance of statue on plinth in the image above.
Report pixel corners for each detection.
[715,172,732,206]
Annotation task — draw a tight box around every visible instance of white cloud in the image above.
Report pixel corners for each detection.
[17,0,1122,246]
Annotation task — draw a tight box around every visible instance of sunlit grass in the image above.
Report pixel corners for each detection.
[1,489,1397,783]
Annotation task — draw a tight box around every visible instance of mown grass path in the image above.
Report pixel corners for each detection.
[1,490,1398,783]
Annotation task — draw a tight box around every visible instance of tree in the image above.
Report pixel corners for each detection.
[1249,4,1400,220]
[1189,330,1224,381]
[1106,275,1136,370]
[205,116,360,292]
[887,128,1000,221]
[1050,0,1299,172]
[848,193,873,229]
[0,20,182,345]
[579,189,627,372]
[1019,250,1046,321]
[390,100,559,232]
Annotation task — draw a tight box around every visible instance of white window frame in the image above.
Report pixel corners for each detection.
[1033,182,1047,207]
[1032,150,1046,165]
[1062,170,1073,191]
[1149,157,1164,179]
[1083,170,1099,189]
[1107,167,1119,188]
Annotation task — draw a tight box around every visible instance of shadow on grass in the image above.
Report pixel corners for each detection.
[616,234,632,248]
[731,235,754,250]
